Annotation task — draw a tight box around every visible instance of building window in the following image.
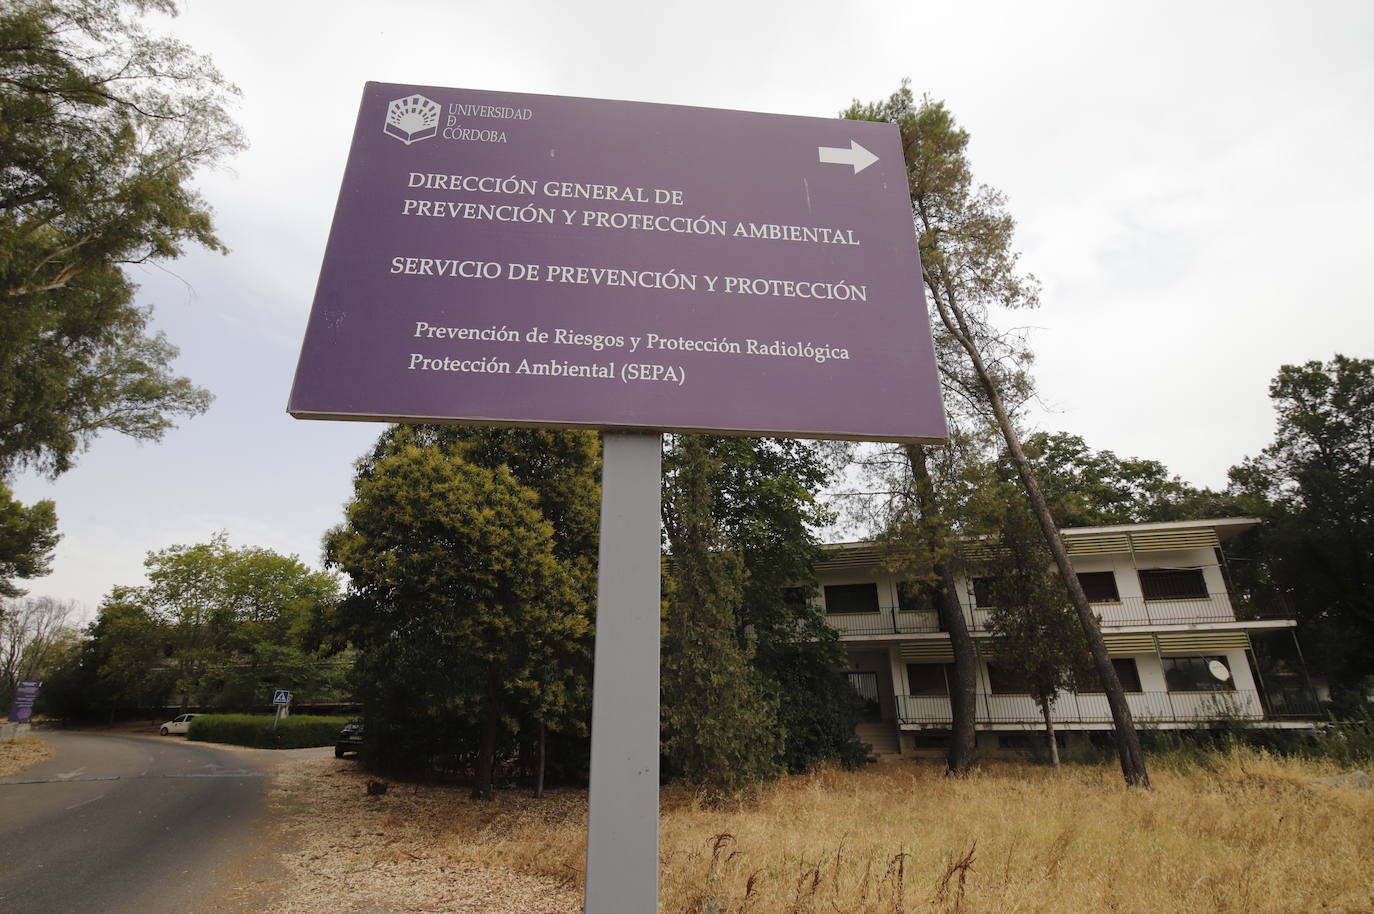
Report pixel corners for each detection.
[1076,571,1120,603]
[1139,568,1208,601]
[1074,658,1143,693]
[781,586,809,608]
[906,663,951,696]
[1162,656,1236,692]
[847,671,881,720]
[825,583,880,614]
[971,576,1009,609]
[897,580,942,613]
[985,663,1032,694]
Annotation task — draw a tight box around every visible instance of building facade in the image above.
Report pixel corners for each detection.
[814,518,1318,757]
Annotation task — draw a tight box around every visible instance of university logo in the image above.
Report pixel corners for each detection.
[383,94,441,145]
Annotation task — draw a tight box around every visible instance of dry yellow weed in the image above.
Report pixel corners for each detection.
[265,750,1374,914]
[0,736,53,778]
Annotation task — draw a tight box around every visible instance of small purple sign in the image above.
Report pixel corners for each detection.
[289,83,946,443]
[7,680,41,723]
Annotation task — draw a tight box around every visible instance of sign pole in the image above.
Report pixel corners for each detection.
[584,431,662,913]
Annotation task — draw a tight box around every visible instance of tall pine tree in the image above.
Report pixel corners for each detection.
[661,435,783,789]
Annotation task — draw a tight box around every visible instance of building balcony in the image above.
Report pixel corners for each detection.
[972,595,1241,628]
[826,593,1269,638]
[893,689,1298,727]
[825,607,943,636]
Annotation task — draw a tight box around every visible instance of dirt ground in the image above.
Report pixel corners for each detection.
[234,750,1374,914]
[0,735,54,777]
[243,754,582,914]
[26,726,1362,913]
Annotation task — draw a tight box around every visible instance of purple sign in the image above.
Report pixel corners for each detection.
[7,680,41,723]
[289,83,947,443]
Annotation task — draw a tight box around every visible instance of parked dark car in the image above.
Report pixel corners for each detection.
[335,719,363,758]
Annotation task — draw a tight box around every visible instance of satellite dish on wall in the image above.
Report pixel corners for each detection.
[1208,660,1232,682]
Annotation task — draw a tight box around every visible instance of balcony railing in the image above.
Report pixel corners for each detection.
[825,593,1264,637]
[969,594,1240,628]
[895,690,1270,726]
[1261,686,1326,719]
[824,606,941,636]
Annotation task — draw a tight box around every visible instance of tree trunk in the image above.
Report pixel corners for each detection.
[1039,692,1060,769]
[472,667,500,801]
[533,719,546,800]
[927,278,1150,788]
[905,444,978,775]
[937,562,979,775]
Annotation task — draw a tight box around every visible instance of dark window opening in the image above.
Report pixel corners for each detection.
[781,586,809,608]
[825,583,880,614]
[1074,658,1143,693]
[906,663,952,696]
[897,580,942,613]
[1076,571,1120,603]
[1139,568,1208,601]
[986,663,1033,695]
[971,576,1010,609]
[1163,656,1236,692]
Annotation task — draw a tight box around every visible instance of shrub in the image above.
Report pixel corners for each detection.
[1314,712,1374,765]
[187,714,349,749]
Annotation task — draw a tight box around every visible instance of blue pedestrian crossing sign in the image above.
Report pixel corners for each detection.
[272,689,291,705]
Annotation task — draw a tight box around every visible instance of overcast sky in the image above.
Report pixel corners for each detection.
[12,0,1374,617]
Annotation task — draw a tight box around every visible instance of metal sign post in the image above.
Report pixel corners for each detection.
[272,689,291,728]
[584,432,662,913]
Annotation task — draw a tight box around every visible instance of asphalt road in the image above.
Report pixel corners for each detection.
[0,731,278,914]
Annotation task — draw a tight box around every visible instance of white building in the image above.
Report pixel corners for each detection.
[813,518,1319,757]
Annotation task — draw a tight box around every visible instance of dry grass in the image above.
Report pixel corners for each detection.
[265,751,1374,914]
[267,758,586,914]
[0,736,53,777]
[654,755,1374,914]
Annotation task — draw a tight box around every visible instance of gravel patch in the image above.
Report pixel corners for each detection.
[265,755,584,914]
[0,736,53,777]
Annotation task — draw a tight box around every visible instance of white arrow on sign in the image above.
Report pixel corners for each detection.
[818,140,879,174]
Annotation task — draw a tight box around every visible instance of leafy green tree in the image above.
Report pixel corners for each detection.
[136,535,231,707]
[93,593,170,713]
[327,430,595,797]
[349,424,599,793]
[1023,432,1238,526]
[129,535,341,709]
[662,435,783,787]
[841,84,1044,777]
[1228,355,1374,702]
[845,84,1150,787]
[0,481,59,597]
[0,0,242,477]
[975,484,1092,768]
[870,438,985,775]
[353,425,601,565]
[37,589,172,720]
[664,435,864,774]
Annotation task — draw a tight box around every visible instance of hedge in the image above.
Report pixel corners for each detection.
[186,714,350,749]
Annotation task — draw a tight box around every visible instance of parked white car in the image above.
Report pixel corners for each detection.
[159,713,199,736]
